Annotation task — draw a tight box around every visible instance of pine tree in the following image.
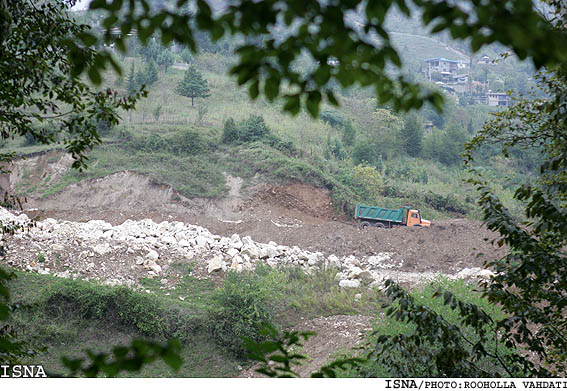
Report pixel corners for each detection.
[399,112,423,157]
[135,68,145,88]
[126,62,136,94]
[156,50,174,72]
[175,65,211,106]
[145,60,158,86]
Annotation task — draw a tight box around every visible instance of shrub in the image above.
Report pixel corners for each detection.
[239,115,270,143]
[42,279,168,337]
[144,133,169,152]
[320,110,346,128]
[222,117,239,144]
[172,129,208,154]
[208,266,283,357]
[352,140,379,165]
[352,164,383,201]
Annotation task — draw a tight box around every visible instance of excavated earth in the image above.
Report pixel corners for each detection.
[0,153,507,376]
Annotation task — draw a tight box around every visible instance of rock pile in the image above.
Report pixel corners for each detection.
[0,207,494,288]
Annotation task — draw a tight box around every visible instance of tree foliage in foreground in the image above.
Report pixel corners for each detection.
[0,0,145,170]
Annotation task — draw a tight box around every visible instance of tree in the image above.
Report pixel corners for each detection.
[399,112,423,157]
[0,0,143,170]
[127,62,137,95]
[144,60,159,86]
[156,49,174,73]
[175,65,210,106]
[138,38,160,63]
[341,121,356,147]
[222,117,239,144]
[461,67,567,375]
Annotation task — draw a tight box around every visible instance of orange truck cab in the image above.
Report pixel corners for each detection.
[404,208,431,227]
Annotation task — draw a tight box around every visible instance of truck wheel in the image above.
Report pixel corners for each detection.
[374,222,386,228]
[360,221,371,229]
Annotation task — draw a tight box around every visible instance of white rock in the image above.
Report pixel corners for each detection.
[264,245,279,258]
[347,267,363,279]
[93,243,111,256]
[240,245,259,259]
[242,236,255,246]
[478,269,495,280]
[146,249,159,260]
[207,256,226,273]
[339,279,360,288]
[227,248,239,258]
[327,254,341,268]
[174,231,187,242]
[230,240,243,250]
[307,254,319,266]
[195,236,209,248]
[146,260,162,274]
[178,239,191,248]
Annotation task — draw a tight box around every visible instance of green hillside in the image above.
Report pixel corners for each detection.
[0,13,538,220]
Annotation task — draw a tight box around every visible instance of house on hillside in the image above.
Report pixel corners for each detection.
[476,54,492,65]
[457,59,470,69]
[487,92,511,106]
[424,57,459,80]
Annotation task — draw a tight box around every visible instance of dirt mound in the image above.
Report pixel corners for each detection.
[27,170,191,212]
[0,151,74,195]
[240,183,333,220]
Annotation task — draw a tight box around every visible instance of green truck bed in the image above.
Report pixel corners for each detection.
[355,204,406,223]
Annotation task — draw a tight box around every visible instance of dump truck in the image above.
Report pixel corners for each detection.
[355,204,431,229]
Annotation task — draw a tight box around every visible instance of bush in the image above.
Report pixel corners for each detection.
[42,279,168,337]
[239,115,270,143]
[352,164,383,201]
[222,117,239,144]
[222,115,271,144]
[352,140,379,166]
[144,133,169,152]
[320,110,346,128]
[170,129,209,155]
[208,266,283,357]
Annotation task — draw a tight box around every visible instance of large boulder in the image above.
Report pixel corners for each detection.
[207,256,226,273]
[93,243,111,256]
[146,249,159,261]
